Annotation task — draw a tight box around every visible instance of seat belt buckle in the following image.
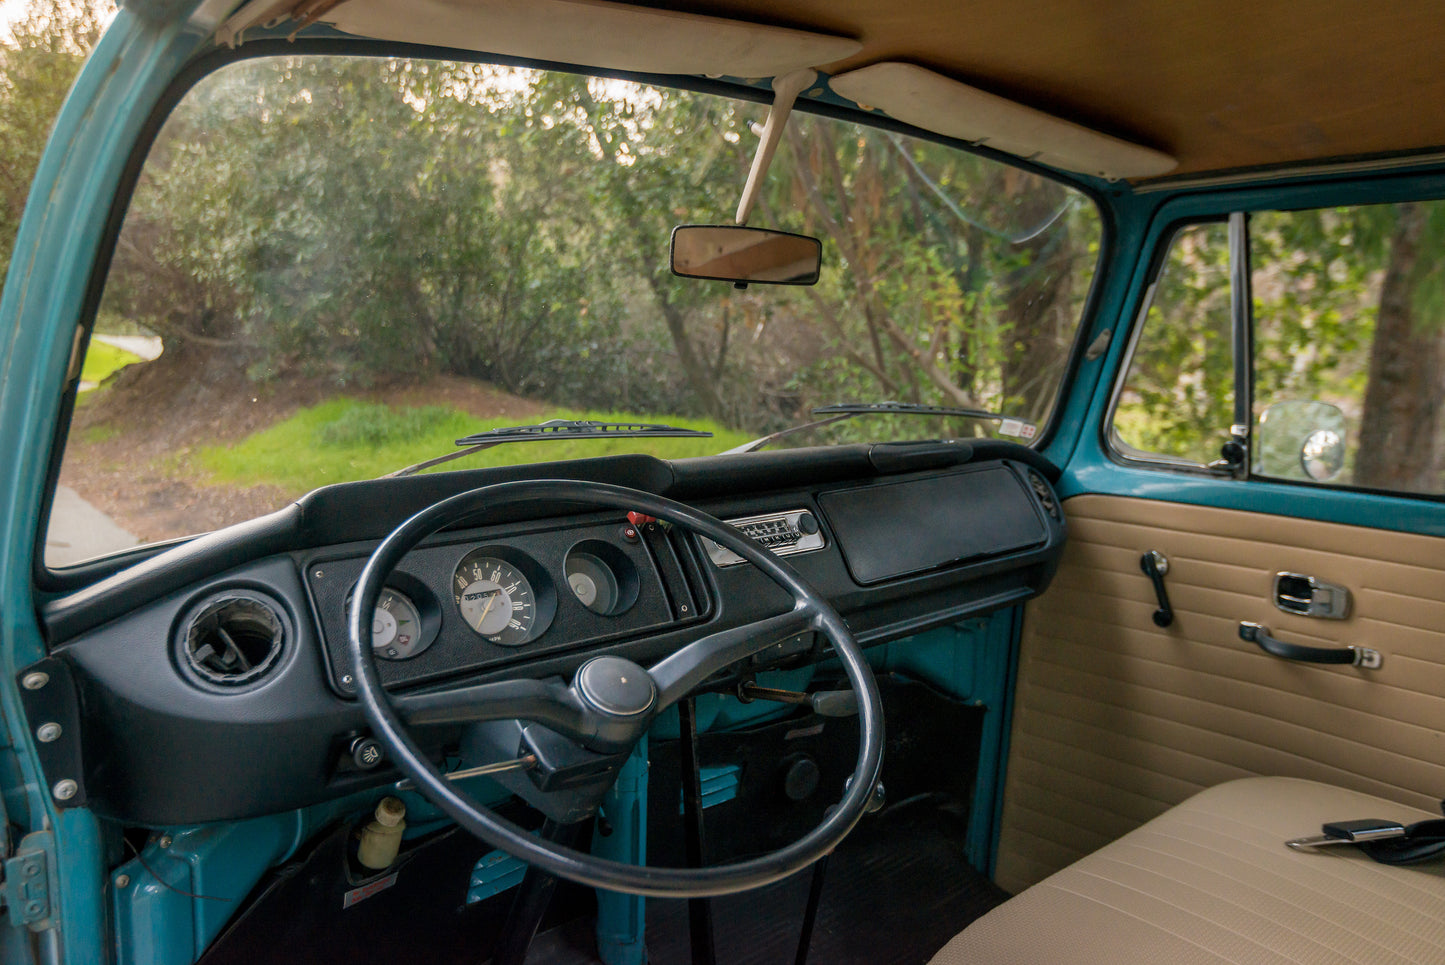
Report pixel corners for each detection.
[1287,818,1406,851]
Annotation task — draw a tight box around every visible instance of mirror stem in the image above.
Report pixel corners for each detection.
[736,68,816,226]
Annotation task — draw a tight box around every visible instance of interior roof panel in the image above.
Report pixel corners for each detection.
[614,0,1445,179]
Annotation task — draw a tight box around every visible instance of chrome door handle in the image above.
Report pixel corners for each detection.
[1274,573,1350,619]
[1239,622,1381,669]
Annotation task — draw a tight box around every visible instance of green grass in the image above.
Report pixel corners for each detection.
[80,341,144,387]
[195,398,754,493]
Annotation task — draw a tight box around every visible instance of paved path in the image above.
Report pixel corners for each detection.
[46,486,139,566]
[93,333,164,360]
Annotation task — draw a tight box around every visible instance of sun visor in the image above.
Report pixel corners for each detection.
[218,0,861,77]
[830,62,1175,181]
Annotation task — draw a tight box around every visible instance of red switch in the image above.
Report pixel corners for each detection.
[626,511,657,527]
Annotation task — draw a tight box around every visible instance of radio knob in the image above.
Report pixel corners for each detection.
[796,512,819,535]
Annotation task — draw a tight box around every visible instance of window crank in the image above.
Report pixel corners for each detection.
[1140,550,1174,627]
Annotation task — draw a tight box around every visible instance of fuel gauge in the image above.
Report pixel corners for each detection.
[369,588,429,660]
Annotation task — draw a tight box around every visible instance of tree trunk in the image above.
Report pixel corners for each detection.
[647,275,729,424]
[1354,203,1442,492]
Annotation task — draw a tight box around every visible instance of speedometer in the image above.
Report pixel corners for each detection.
[453,552,537,646]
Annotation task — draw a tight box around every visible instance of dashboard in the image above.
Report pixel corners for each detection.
[29,440,1065,827]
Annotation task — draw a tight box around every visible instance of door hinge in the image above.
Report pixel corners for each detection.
[2,831,57,931]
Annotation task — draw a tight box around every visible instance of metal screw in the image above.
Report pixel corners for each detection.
[52,779,77,801]
[114,874,130,889]
[22,672,49,690]
[157,834,172,849]
[36,722,61,743]
[23,861,40,878]
[341,675,353,685]
[314,569,324,579]
[24,900,42,917]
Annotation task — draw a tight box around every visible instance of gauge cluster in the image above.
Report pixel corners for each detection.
[306,517,698,695]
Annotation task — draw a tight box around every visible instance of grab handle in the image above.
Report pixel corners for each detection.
[1238,622,1381,669]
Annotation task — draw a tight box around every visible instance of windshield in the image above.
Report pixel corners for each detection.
[46,54,1101,566]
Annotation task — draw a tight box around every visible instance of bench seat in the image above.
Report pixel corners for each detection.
[932,777,1445,965]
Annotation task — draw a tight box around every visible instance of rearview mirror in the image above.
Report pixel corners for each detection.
[670,225,822,286]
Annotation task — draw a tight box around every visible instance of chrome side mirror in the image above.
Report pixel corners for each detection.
[1299,428,1345,481]
[1255,400,1347,482]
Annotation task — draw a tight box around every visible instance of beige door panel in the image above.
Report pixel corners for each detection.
[994,494,1445,894]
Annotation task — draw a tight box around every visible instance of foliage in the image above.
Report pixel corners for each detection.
[98,56,1102,438]
[1113,203,1445,494]
[1113,222,1235,464]
[194,398,751,494]
[0,0,110,299]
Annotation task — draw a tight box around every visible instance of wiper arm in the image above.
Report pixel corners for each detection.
[722,401,1027,454]
[383,419,712,478]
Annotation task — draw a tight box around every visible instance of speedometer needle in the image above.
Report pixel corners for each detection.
[475,590,500,626]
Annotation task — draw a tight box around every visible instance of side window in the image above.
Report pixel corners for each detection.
[1110,222,1234,465]
[1252,203,1444,495]
[1111,202,1445,498]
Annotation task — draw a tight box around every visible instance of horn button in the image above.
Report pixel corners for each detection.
[576,656,657,717]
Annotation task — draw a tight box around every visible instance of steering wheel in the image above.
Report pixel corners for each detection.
[347,479,883,898]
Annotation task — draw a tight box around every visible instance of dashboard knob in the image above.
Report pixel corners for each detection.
[796,512,820,535]
[350,736,386,770]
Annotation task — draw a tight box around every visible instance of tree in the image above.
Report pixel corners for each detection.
[0,0,111,299]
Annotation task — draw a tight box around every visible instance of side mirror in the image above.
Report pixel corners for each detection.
[670,225,822,286]
[1255,400,1347,482]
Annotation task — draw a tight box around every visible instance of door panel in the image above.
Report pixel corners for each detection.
[994,493,1445,894]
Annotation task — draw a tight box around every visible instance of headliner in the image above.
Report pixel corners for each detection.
[637,0,1445,181]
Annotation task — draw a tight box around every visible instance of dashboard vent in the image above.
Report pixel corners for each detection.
[182,594,285,686]
[1025,470,1060,521]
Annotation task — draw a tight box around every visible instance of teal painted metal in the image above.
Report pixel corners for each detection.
[869,614,1018,871]
[593,738,648,965]
[0,4,216,961]
[466,850,529,904]
[677,764,741,813]
[981,608,1022,880]
[1049,167,1445,536]
[112,812,309,965]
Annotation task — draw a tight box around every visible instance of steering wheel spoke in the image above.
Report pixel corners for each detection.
[395,678,590,737]
[650,605,819,710]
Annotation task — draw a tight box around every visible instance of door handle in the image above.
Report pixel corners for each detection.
[1238,622,1381,669]
[1273,573,1350,619]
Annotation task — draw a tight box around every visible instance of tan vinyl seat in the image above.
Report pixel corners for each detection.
[931,777,1445,965]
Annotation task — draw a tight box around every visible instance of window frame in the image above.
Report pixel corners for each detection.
[1103,215,1239,475]
[1106,199,1445,504]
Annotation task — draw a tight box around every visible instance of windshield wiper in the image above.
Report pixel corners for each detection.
[383,419,713,478]
[722,401,1029,454]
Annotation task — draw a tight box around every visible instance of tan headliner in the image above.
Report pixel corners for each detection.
[637,0,1445,179]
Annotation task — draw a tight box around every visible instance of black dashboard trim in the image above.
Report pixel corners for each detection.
[42,443,1056,644]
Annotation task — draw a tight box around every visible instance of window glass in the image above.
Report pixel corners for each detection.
[1251,202,1445,495]
[47,56,1102,565]
[1111,222,1234,465]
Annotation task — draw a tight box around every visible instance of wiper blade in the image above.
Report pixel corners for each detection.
[723,401,1027,454]
[384,419,712,478]
[811,401,1012,421]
